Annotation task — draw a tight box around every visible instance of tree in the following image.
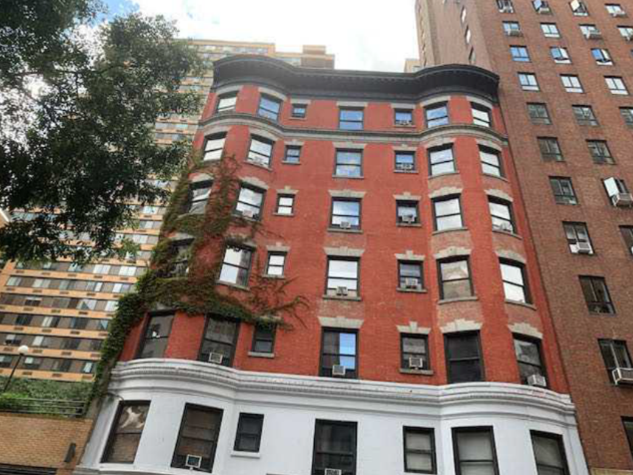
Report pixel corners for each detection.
[0,0,203,263]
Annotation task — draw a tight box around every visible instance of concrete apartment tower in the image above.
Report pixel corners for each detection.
[415,0,633,473]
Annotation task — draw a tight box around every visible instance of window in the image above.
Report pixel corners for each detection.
[188,179,212,214]
[218,245,253,287]
[22,356,41,369]
[395,109,413,126]
[606,4,626,16]
[247,136,273,167]
[538,137,563,161]
[433,196,463,231]
[465,27,471,44]
[291,103,307,118]
[453,428,498,475]
[572,105,598,126]
[580,24,601,38]
[4,334,22,346]
[172,404,223,472]
[503,21,521,36]
[81,361,95,374]
[533,0,551,13]
[395,151,416,172]
[284,145,301,163]
[541,23,560,38]
[234,413,264,452]
[603,177,630,204]
[403,427,436,473]
[15,314,33,325]
[580,276,615,313]
[606,76,629,95]
[620,107,633,127]
[620,226,633,255]
[258,95,281,120]
[235,185,264,220]
[138,314,173,359]
[514,337,546,384]
[510,46,530,62]
[528,103,551,125]
[479,147,503,177]
[624,419,633,459]
[425,103,449,127]
[472,104,492,127]
[335,150,362,178]
[102,402,150,463]
[564,222,593,254]
[460,7,467,23]
[550,177,577,204]
[252,325,275,353]
[326,258,359,298]
[397,201,420,225]
[570,0,588,16]
[618,26,633,40]
[0,355,13,368]
[519,73,539,91]
[203,134,226,161]
[561,75,583,93]
[331,199,361,230]
[500,260,530,303]
[398,261,424,290]
[428,145,455,176]
[276,195,294,215]
[312,420,357,475]
[592,48,613,65]
[498,0,514,13]
[531,432,569,475]
[401,335,429,370]
[51,358,72,373]
[438,258,472,300]
[266,252,286,276]
[199,317,239,366]
[320,329,358,378]
[600,340,632,379]
[489,198,515,233]
[339,108,364,130]
[550,47,571,64]
[468,48,476,65]
[587,140,614,164]
[446,332,483,383]
[216,93,237,113]
[63,338,80,350]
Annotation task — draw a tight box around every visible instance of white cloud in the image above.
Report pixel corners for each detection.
[129,0,419,72]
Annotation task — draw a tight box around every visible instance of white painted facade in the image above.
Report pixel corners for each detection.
[76,359,589,475]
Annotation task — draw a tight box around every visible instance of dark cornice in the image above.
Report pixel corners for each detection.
[212,55,500,102]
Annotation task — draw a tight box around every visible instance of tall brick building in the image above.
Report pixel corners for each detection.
[415,0,633,473]
[75,56,588,474]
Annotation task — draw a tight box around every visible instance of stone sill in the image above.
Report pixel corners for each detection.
[248,351,275,359]
[322,295,362,302]
[281,161,301,165]
[245,160,272,171]
[332,175,364,180]
[216,281,250,292]
[231,451,261,459]
[438,296,478,305]
[397,288,427,294]
[432,227,469,236]
[261,274,285,280]
[328,227,363,234]
[482,173,510,183]
[397,223,422,228]
[400,369,434,376]
[492,229,522,240]
[428,171,460,180]
[505,300,537,311]
[273,212,294,217]
[394,169,419,174]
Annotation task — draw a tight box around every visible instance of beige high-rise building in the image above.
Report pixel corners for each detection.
[0,40,334,383]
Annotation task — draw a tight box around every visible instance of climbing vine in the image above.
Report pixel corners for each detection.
[91,154,309,398]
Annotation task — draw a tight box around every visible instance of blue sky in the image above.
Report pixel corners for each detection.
[100,0,419,72]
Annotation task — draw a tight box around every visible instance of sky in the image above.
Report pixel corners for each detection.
[102,0,419,72]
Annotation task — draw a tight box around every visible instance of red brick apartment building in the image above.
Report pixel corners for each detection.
[415,0,633,473]
[74,56,588,475]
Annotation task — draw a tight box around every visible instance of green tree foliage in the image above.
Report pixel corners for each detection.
[0,0,203,263]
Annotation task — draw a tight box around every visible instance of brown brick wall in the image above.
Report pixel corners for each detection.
[0,413,93,474]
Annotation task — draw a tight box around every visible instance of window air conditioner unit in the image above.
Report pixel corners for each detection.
[507,29,523,37]
[396,120,413,126]
[332,365,347,377]
[576,241,593,254]
[585,30,602,39]
[336,286,349,297]
[535,1,551,14]
[185,454,203,469]
[498,0,513,13]
[493,222,513,233]
[241,209,256,219]
[399,163,414,171]
[339,220,352,229]
[208,352,224,364]
[527,374,547,388]
[408,356,425,369]
[612,193,633,207]
[401,215,415,224]
[325,469,343,475]
[613,367,633,385]
[404,278,421,290]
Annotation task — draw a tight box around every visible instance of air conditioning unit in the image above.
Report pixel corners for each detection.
[584,30,602,39]
[527,374,547,388]
[493,222,513,233]
[241,209,256,219]
[336,286,349,297]
[208,352,224,364]
[507,29,523,37]
[613,367,633,385]
[399,163,414,171]
[250,156,266,166]
[332,365,347,377]
[396,120,413,126]
[185,454,203,469]
[401,215,415,224]
[576,241,593,254]
[611,10,626,17]
[498,0,513,13]
[404,278,421,290]
[325,469,343,475]
[339,220,352,229]
[535,1,551,14]
[612,193,633,207]
[409,356,425,369]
